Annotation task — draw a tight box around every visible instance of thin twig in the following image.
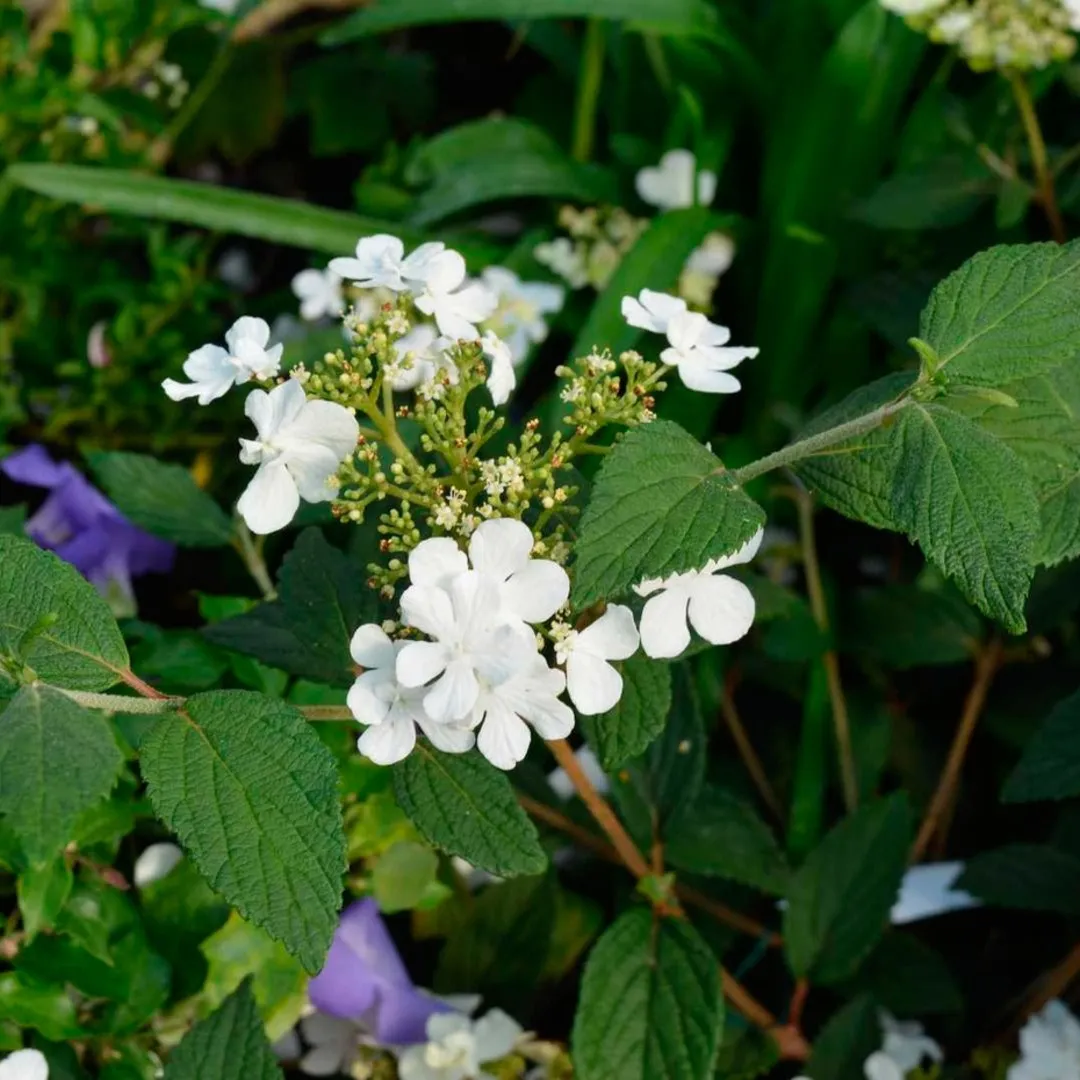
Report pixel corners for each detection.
[1010,72,1067,243]
[232,520,278,601]
[795,487,858,813]
[232,0,366,40]
[50,686,181,714]
[118,667,169,700]
[911,638,1004,863]
[719,670,784,824]
[1013,941,1080,1031]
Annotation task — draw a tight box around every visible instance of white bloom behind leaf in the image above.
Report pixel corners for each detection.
[481,266,565,362]
[398,1008,524,1080]
[481,331,516,406]
[634,529,763,659]
[558,605,639,715]
[0,1050,48,1080]
[635,149,716,210]
[292,266,344,322]
[236,380,359,535]
[1009,1001,1080,1080]
[865,1012,943,1080]
[133,842,183,888]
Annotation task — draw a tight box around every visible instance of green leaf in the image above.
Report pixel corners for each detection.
[0,685,123,863]
[164,978,282,1080]
[919,241,1080,386]
[325,0,720,44]
[579,653,672,770]
[805,994,881,1080]
[371,841,441,913]
[5,165,500,264]
[571,420,766,607]
[888,403,1039,633]
[784,793,912,984]
[712,1021,779,1080]
[957,844,1080,914]
[140,690,346,972]
[570,208,720,363]
[408,117,612,226]
[0,505,26,536]
[392,745,547,878]
[666,785,790,895]
[0,535,129,691]
[85,451,233,548]
[0,972,84,1041]
[17,856,73,940]
[572,908,723,1080]
[1004,688,1080,803]
[206,528,375,686]
[841,932,963,1015]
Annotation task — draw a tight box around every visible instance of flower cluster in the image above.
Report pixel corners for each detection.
[1009,999,1080,1079]
[880,0,1080,69]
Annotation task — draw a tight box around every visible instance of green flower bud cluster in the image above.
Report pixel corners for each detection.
[895,0,1079,71]
[535,204,649,289]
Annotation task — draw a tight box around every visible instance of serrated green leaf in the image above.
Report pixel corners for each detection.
[784,793,912,984]
[579,653,672,769]
[571,421,765,607]
[888,403,1039,633]
[6,164,499,265]
[713,1020,779,1080]
[140,690,346,972]
[85,451,233,548]
[17,856,73,940]
[324,0,720,44]
[572,908,723,1080]
[957,844,1080,914]
[0,685,123,863]
[205,528,375,686]
[1004,688,1080,803]
[805,994,881,1080]
[164,979,282,1080]
[920,241,1080,386]
[666,785,790,895]
[841,931,963,1015]
[795,372,914,532]
[0,535,129,691]
[392,746,547,878]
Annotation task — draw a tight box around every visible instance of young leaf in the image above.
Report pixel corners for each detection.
[392,746,547,877]
[140,690,346,972]
[205,529,376,686]
[163,978,281,1080]
[17,856,74,940]
[0,685,123,863]
[571,908,723,1080]
[1004,688,1080,803]
[957,845,1080,914]
[784,793,912,984]
[919,240,1080,386]
[666,785,790,895]
[0,536,129,691]
[85,451,233,548]
[579,653,672,770]
[571,420,766,607]
[887,403,1039,633]
[805,994,881,1080]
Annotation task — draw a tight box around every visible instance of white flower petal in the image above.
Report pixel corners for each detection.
[349,624,395,669]
[236,461,299,535]
[0,1050,49,1080]
[671,359,742,395]
[473,1008,524,1062]
[225,315,271,352]
[477,698,532,770]
[468,518,533,582]
[687,573,755,645]
[409,537,469,588]
[638,587,692,659]
[401,241,450,288]
[400,584,457,640]
[501,560,570,624]
[396,640,450,688]
[133,842,183,888]
[713,526,765,570]
[420,717,476,754]
[424,658,480,723]
[577,604,638,661]
[566,652,624,716]
[346,672,393,725]
[244,380,305,441]
[357,713,416,765]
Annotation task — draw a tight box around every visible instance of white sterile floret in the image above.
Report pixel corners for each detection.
[291,266,344,322]
[1009,1001,1080,1080]
[414,250,498,341]
[0,1050,49,1080]
[399,1008,524,1080]
[481,331,516,406]
[534,236,589,289]
[329,234,447,292]
[162,315,282,405]
[556,604,639,715]
[623,289,757,395]
[864,1013,943,1080]
[348,624,474,764]
[390,325,457,393]
[133,842,183,888]
[879,0,947,12]
[890,861,979,924]
[236,379,359,535]
[481,266,565,362]
[685,233,736,278]
[635,149,717,211]
[634,528,763,659]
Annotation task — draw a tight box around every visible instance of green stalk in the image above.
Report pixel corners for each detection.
[571,20,607,163]
[787,663,829,860]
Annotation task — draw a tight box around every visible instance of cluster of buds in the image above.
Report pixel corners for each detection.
[535,205,649,290]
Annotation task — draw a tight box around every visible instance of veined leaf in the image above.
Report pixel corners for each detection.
[1005,689,1080,802]
[957,845,1080,914]
[140,691,346,972]
[571,420,765,607]
[805,995,881,1080]
[572,908,723,1080]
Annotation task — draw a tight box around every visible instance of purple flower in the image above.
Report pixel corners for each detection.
[1,444,174,611]
[308,899,448,1045]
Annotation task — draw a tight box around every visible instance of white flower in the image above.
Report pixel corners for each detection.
[200,0,242,11]
[634,528,762,659]
[162,316,283,405]
[865,1013,943,1080]
[390,325,456,392]
[534,237,589,289]
[879,0,947,13]
[292,266,344,322]
[329,235,444,292]
[622,289,757,395]
[684,233,735,278]
[236,379,359,535]
[635,149,717,211]
[133,842,183,888]
[0,1050,48,1080]
[480,267,565,362]
[890,862,979,924]
[933,10,974,41]
[557,605,638,715]
[348,624,474,765]
[1064,0,1080,32]
[414,250,498,340]
[296,1012,362,1077]
[1009,1001,1080,1080]
[481,331,515,406]
[548,745,608,800]
[398,1008,523,1080]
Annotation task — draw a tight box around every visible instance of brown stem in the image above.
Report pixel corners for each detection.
[1011,72,1067,243]
[720,670,784,823]
[911,638,1004,863]
[1014,941,1080,1030]
[232,0,368,40]
[118,668,168,700]
[788,977,810,1030]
